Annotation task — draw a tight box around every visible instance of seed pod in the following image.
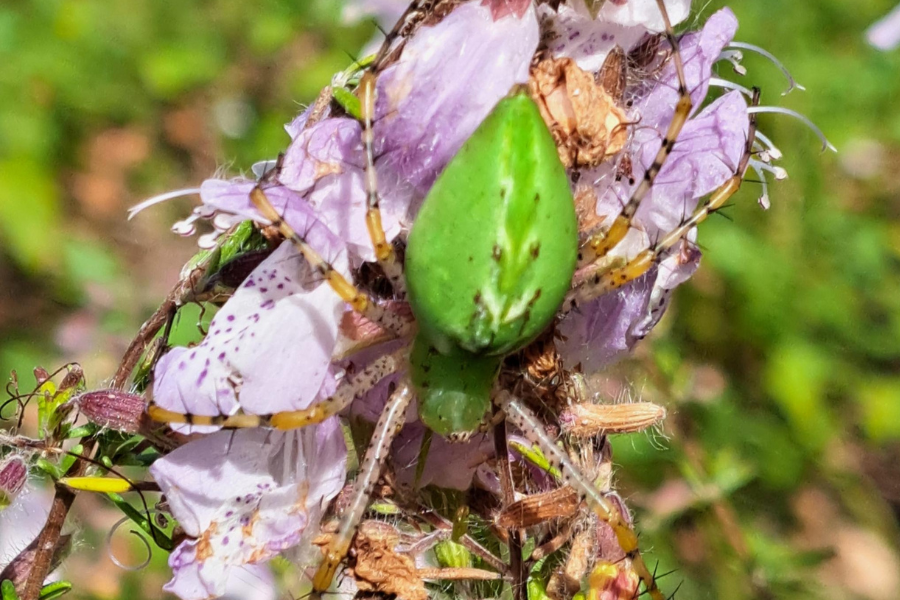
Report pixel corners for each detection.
[496,485,580,529]
[559,402,666,437]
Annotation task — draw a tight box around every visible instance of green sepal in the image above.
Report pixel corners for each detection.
[38,581,72,600]
[63,424,97,440]
[451,505,469,542]
[2,579,20,600]
[527,577,551,600]
[435,540,472,569]
[332,87,361,120]
[411,336,498,438]
[58,444,83,477]
[369,500,402,516]
[583,0,604,19]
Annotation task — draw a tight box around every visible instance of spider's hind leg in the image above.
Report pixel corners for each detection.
[564,87,761,311]
[312,377,416,592]
[577,0,693,269]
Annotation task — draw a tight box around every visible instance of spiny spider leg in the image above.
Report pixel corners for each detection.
[312,378,415,592]
[564,87,761,311]
[497,390,666,600]
[358,71,406,297]
[147,348,405,429]
[249,186,413,338]
[577,0,691,268]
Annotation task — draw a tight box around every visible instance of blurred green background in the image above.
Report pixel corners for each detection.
[0,0,898,599]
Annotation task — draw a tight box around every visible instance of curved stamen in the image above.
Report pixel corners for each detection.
[717,49,747,76]
[753,130,783,160]
[748,106,837,153]
[751,159,788,180]
[748,160,772,209]
[709,76,754,97]
[727,41,806,95]
[128,188,202,220]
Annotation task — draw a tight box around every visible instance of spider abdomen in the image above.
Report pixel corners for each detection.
[405,90,578,358]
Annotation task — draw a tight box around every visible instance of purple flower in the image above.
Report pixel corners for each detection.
[557,9,750,370]
[152,240,345,433]
[150,422,346,600]
[136,2,804,597]
[868,3,900,50]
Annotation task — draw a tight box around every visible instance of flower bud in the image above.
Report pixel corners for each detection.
[0,455,27,510]
[33,366,50,385]
[73,389,146,433]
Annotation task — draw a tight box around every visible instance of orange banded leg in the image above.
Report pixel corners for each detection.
[359,72,406,296]
[312,378,415,591]
[249,187,412,338]
[577,0,692,269]
[498,391,665,600]
[147,349,404,429]
[565,87,760,312]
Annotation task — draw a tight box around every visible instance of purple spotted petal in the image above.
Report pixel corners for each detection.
[200,180,351,264]
[280,118,415,259]
[151,421,346,600]
[153,241,344,430]
[281,118,362,195]
[540,0,690,72]
[373,0,539,196]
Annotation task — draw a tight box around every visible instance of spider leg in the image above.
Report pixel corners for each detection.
[312,377,415,592]
[358,71,406,297]
[250,186,413,338]
[563,87,761,312]
[147,348,404,429]
[577,0,691,269]
[498,390,665,600]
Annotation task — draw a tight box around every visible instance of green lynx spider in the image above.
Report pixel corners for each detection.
[149,1,761,598]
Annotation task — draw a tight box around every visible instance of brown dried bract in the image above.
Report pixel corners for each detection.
[529,56,629,169]
[560,401,667,437]
[598,46,627,104]
[496,485,580,529]
[547,526,594,599]
[574,183,604,234]
[349,521,427,600]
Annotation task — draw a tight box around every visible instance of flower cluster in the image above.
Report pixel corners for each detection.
[133,1,798,597]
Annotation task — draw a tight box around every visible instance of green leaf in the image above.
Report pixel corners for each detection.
[38,581,72,600]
